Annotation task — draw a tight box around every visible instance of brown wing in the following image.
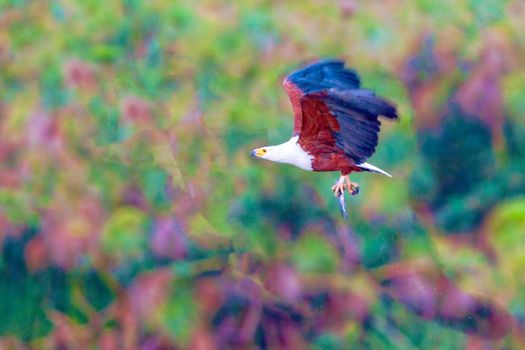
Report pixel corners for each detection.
[282,78,304,135]
[297,92,341,151]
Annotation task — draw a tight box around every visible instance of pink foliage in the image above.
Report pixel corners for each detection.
[25,235,49,272]
[121,96,153,125]
[64,58,97,91]
[26,110,63,156]
[129,270,172,321]
[264,263,302,302]
[151,217,187,260]
[41,196,104,270]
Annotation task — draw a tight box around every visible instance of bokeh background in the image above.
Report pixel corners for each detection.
[1,0,525,348]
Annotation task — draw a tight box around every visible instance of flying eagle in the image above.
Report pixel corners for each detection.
[251,60,398,214]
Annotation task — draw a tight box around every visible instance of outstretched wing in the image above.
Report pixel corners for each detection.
[282,60,397,164]
[283,59,360,135]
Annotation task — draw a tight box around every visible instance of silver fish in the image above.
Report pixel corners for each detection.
[336,191,348,219]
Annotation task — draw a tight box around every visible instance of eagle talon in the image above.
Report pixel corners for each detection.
[342,176,359,196]
[332,183,346,197]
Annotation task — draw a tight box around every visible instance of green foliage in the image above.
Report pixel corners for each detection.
[102,207,148,261]
[361,228,398,269]
[0,238,53,341]
[489,198,525,251]
[292,234,338,273]
[420,107,495,200]
[82,270,115,311]
[312,332,344,350]
[469,0,510,26]
[161,285,196,343]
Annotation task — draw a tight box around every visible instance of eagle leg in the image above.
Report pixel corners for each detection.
[332,175,360,197]
[331,176,346,197]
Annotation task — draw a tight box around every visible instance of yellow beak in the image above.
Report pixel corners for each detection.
[251,148,266,157]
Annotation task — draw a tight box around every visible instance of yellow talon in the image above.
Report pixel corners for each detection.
[331,182,346,197]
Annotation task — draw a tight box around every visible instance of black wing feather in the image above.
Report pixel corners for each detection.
[322,89,397,163]
[287,59,361,93]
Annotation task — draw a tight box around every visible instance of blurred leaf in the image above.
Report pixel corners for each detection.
[101,207,147,260]
[161,286,196,344]
[292,234,338,274]
[40,63,70,109]
[361,226,398,269]
[469,0,509,26]
[140,168,170,209]
[312,332,343,350]
[488,198,525,270]
[0,236,54,341]
[82,270,115,311]
[90,45,122,63]
[0,190,37,226]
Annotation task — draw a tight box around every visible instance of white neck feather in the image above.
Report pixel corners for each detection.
[263,136,313,171]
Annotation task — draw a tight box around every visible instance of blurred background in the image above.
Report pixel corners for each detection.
[1,0,525,348]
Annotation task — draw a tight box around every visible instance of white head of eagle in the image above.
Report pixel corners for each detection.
[251,135,313,171]
[251,59,398,210]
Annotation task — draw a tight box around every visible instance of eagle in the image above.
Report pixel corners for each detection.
[251,60,398,213]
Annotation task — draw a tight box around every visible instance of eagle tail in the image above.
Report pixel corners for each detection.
[357,162,392,177]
